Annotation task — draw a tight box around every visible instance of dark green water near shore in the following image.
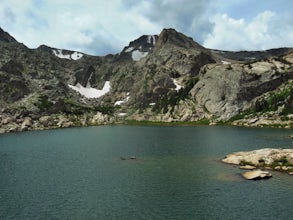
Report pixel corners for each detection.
[0,125,292,219]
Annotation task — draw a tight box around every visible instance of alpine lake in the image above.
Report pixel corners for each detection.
[0,125,292,219]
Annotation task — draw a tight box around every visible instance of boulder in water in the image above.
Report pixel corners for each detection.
[241,170,272,180]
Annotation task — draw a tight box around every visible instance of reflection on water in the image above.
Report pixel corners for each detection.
[0,125,292,219]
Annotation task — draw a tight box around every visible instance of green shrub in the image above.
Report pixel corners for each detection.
[270,156,293,168]
[152,77,199,113]
[38,95,53,111]
[253,83,293,113]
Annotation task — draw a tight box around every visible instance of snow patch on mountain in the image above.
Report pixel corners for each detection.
[53,49,83,60]
[221,60,231,65]
[172,79,182,91]
[147,35,156,45]
[152,35,156,45]
[71,52,83,60]
[132,50,148,61]
[68,81,110,98]
[53,49,70,59]
[115,93,130,106]
[125,47,134,53]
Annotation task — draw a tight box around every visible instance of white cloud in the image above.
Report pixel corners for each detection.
[204,11,293,51]
[128,0,214,42]
[0,0,292,54]
[0,0,213,55]
[0,0,159,55]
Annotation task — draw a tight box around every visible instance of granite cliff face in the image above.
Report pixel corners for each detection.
[192,55,293,120]
[0,27,292,132]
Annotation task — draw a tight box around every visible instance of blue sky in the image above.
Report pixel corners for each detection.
[0,0,292,55]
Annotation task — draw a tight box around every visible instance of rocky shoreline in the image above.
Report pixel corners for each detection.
[0,111,116,134]
[1,110,293,134]
[222,148,293,179]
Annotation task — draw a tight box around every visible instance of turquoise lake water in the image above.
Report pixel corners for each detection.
[0,125,292,219]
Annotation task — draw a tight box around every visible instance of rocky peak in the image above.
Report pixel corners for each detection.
[120,35,158,63]
[120,34,158,62]
[0,27,17,43]
[156,28,203,50]
[37,44,54,53]
[122,35,158,53]
[138,28,215,76]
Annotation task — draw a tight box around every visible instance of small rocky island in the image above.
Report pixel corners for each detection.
[222,148,293,180]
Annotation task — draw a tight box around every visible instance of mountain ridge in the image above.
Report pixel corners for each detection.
[0,27,17,43]
[0,27,292,133]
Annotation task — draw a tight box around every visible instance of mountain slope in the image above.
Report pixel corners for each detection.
[0,27,292,133]
[0,27,17,43]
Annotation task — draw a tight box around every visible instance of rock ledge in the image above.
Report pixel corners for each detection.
[242,170,272,180]
[222,148,293,178]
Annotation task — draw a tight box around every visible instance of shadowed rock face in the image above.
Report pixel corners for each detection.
[0,27,292,133]
[0,60,30,102]
[123,35,158,53]
[74,66,96,87]
[0,27,17,43]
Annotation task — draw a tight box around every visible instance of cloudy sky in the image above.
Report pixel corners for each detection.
[0,0,292,55]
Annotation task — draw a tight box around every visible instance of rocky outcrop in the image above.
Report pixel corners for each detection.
[241,170,272,180]
[0,111,115,134]
[222,148,293,175]
[212,48,292,62]
[191,56,293,120]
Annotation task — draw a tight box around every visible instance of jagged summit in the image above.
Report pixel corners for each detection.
[120,28,207,62]
[156,28,204,50]
[0,27,17,43]
[122,35,158,52]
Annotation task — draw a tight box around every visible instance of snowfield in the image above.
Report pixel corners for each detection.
[132,50,148,61]
[172,78,182,91]
[114,94,130,106]
[68,81,110,98]
[147,35,156,45]
[125,47,134,52]
[53,49,70,59]
[53,49,83,60]
[71,52,83,60]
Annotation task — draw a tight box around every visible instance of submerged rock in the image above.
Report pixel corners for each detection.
[120,156,137,160]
